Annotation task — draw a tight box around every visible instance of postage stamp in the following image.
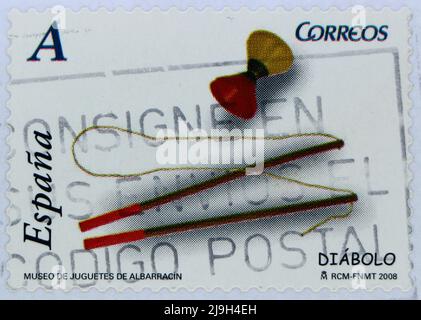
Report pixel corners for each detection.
[6,7,412,291]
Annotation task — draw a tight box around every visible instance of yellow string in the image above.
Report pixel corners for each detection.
[300,203,354,236]
[71,125,356,235]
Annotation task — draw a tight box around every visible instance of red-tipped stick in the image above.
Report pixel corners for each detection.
[79,204,143,232]
[79,140,344,233]
[84,230,146,249]
[83,192,357,250]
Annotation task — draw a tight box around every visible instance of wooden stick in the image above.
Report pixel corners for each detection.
[79,139,344,232]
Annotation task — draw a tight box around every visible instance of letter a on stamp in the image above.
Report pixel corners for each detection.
[7,7,412,291]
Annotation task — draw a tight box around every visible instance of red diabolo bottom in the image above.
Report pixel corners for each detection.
[210,73,257,120]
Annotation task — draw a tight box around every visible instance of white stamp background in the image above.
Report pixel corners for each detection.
[0,0,421,299]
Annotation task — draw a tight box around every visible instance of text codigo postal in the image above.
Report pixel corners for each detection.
[7,8,412,291]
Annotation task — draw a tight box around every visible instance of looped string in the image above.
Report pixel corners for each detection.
[71,125,355,235]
